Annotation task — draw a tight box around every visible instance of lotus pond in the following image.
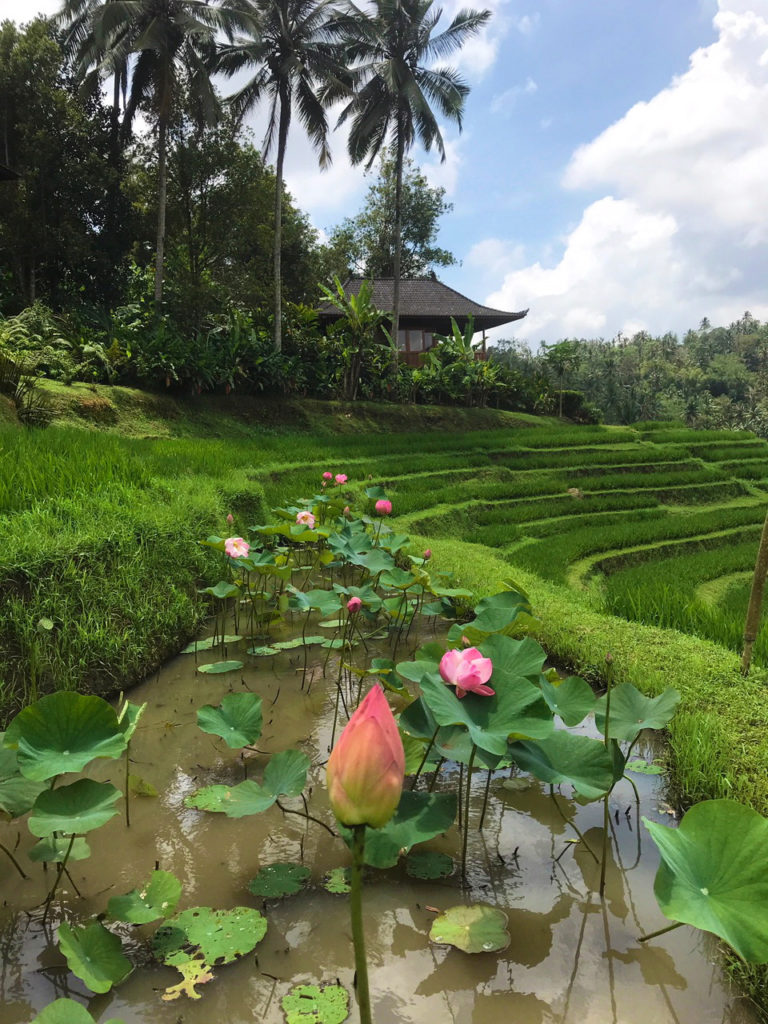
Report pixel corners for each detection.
[0,481,764,1024]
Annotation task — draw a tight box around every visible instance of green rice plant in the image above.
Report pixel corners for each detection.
[686,440,768,461]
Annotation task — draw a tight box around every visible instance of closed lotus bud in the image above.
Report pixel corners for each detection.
[326,685,405,828]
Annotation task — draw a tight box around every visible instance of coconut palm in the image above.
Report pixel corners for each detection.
[325,0,490,369]
[57,0,231,307]
[216,0,346,353]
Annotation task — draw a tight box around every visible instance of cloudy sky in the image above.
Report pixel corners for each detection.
[5,0,768,344]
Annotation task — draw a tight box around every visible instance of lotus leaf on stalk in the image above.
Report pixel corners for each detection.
[28,836,91,862]
[447,586,534,644]
[196,693,263,748]
[28,780,122,836]
[595,683,680,743]
[0,734,45,819]
[184,749,310,817]
[58,921,132,994]
[509,732,618,800]
[338,790,457,868]
[537,674,596,726]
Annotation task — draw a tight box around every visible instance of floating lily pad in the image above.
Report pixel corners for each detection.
[0,737,45,818]
[29,780,121,837]
[181,635,242,654]
[197,693,263,748]
[247,645,280,657]
[626,759,665,775]
[509,732,616,800]
[30,998,125,1024]
[538,675,596,727]
[406,850,454,880]
[108,870,182,924]
[58,921,132,994]
[196,660,244,675]
[429,904,510,953]
[323,868,351,894]
[3,692,126,781]
[28,836,91,863]
[248,862,310,899]
[644,799,768,963]
[281,983,349,1024]
[595,684,680,743]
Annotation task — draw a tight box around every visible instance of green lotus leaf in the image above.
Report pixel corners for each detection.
[108,870,182,924]
[272,636,325,650]
[30,997,125,1024]
[595,684,680,743]
[396,659,441,684]
[352,548,396,575]
[196,693,263,748]
[127,773,158,797]
[29,780,122,837]
[198,581,240,600]
[479,633,548,682]
[340,791,457,868]
[538,675,596,727]
[401,733,439,775]
[429,904,510,953]
[509,731,617,800]
[380,566,417,589]
[3,692,126,781]
[644,799,768,963]
[262,749,310,798]
[432,725,503,769]
[406,850,454,880]
[321,638,346,649]
[464,589,532,635]
[323,868,351,894]
[117,700,146,742]
[184,781,276,816]
[28,836,91,862]
[294,589,342,616]
[248,862,310,899]
[0,736,45,818]
[58,921,132,994]
[281,983,350,1024]
[626,759,665,775]
[153,905,267,967]
[181,634,242,653]
[247,645,280,657]
[196,660,244,674]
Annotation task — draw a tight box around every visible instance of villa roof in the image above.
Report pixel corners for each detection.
[318,277,527,332]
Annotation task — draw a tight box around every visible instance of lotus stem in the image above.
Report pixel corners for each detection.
[124,740,131,829]
[428,758,445,792]
[350,825,373,1024]
[461,746,476,879]
[549,786,599,864]
[410,727,439,790]
[0,841,28,879]
[275,799,337,838]
[478,768,493,831]
[638,921,684,943]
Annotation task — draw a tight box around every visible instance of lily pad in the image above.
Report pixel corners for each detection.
[28,836,91,862]
[247,645,280,657]
[197,693,263,748]
[58,921,132,994]
[644,799,768,963]
[30,998,125,1024]
[248,862,310,899]
[538,675,596,727]
[429,904,510,953]
[595,684,680,743]
[406,850,454,879]
[509,732,617,800]
[181,634,242,654]
[196,660,244,675]
[626,759,665,775]
[108,870,182,924]
[28,780,122,837]
[281,983,350,1024]
[323,868,351,894]
[3,691,126,781]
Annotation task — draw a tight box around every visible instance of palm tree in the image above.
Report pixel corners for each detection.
[57,0,231,308]
[325,0,491,369]
[217,0,346,353]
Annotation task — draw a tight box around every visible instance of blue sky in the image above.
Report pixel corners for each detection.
[8,0,768,344]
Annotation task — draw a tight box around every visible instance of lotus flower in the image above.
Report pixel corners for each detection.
[375,499,392,516]
[335,473,348,484]
[423,549,432,560]
[344,505,351,514]
[347,596,362,613]
[224,536,250,559]
[226,513,234,525]
[439,647,494,699]
[296,510,316,529]
[323,472,333,480]
[327,685,405,828]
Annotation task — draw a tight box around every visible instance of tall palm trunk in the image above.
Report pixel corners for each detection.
[273,84,291,354]
[741,506,768,675]
[390,119,405,377]
[154,114,169,310]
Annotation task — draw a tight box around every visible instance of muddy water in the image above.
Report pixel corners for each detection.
[0,632,756,1024]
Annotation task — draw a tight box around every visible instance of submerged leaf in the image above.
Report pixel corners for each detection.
[406,850,454,880]
[248,862,310,899]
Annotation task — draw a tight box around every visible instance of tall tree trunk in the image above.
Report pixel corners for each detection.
[741,506,768,675]
[391,121,405,379]
[273,86,291,354]
[154,115,168,311]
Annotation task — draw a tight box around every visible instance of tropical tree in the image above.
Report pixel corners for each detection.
[57,0,231,308]
[325,0,491,368]
[216,0,346,353]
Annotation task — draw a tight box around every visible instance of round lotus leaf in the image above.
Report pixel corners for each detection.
[263,749,310,798]
[184,781,276,817]
[509,732,616,801]
[322,868,351,894]
[181,635,241,654]
[3,692,126,781]
[429,904,510,953]
[196,660,244,675]
[30,998,125,1024]
[153,906,267,966]
[197,693,263,748]
[29,836,91,863]
[108,870,182,924]
[538,675,596,727]
[29,779,121,837]
[406,851,454,880]
[58,921,132,994]
[248,862,310,899]
[0,738,45,818]
[595,683,680,743]
[281,983,350,1024]
[644,799,768,963]
[626,758,665,775]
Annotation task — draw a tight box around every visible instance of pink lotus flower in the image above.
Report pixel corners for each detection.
[323,471,333,480]
[224,536,250,559]
[347,596,362,613]
[375,498,392,516]
[335,473,348,484]
[296,510,316,529]
[344,505,351,515]
[226,513,234,525]
[439,647,495,699]
[326,685,405,828]
[423,549,432,560]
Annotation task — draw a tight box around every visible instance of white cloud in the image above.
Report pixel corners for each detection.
[2,0,59,22]
[513,13,540,36]
[441,0,513,78]
[490,77,538,114]
[420,132,465,196]
[485,0,768,342]
[467,237,526,276]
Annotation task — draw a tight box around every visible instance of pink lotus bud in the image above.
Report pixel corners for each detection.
[344,506,351,515]
[226,513,234,525]
[375,498,392,516]
[335,473,348,484]
[321,480,327,487]
[423,549,432,560]
[347,596,362,613]
[326,685,405,828]
[224,536,250,559]
[439,647,495,699]
[296,511,316,529]
[323,472,333,480]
